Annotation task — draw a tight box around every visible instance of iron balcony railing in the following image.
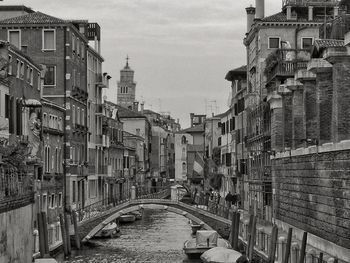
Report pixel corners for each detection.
[0,167,34,212]
[282,0,339,7]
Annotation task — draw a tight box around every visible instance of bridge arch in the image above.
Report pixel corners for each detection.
[83,203,213,242]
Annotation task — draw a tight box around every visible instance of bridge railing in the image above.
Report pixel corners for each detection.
[76,186,171,223]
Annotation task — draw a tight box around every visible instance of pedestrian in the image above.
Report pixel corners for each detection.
[225,191,233,208]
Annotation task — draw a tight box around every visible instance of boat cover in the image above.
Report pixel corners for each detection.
[196,230,218,247]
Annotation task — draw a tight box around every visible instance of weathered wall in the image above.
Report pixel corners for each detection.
[0,204,33,263]
[273,150,350,250]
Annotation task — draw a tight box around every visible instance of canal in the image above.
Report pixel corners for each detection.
[56,209,202,262]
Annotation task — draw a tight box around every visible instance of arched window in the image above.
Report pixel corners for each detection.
[181,135,187,144]
[182,162,186,173]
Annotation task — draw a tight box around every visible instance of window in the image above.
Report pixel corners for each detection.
[30,68,33,85]
[301,37,313,49]
[72,105,75,124]
[42,194,47,211]
[16,60,20,78]
[81,43,85,59]
[181,135,187,144]
[72,34,75,52]
[26,66,30,83]
[268,37,280,49]
[76,38,80,56]
[8,30,20,49]
[58,193,62,207]
[77,107,80,124]
[20,62,24,79]
[50,194,55,208]
[37,73,41,91]
[42,29,56,50]
[8,55,12,75]
[44,65,56,86]
[89,180,97,198]
[182,162,186,173]
[72,181,76,202]
[81,109,84,126]
[55,148,59,173]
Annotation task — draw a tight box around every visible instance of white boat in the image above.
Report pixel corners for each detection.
[119,214,136,223]
[94,222,120,238]
[184,230,231,258]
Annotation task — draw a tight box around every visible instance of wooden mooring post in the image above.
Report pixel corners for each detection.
[268,225,278,263]
[41,212,50,256]
[233,212,240,250]
[248,216,257,261]
[37,213,46,258]
[298,232,308,263]
[283,228,293,263]
[72,211,81,250]
[64,213,72,254]
[59,214,68,256]
[230,211,236,249]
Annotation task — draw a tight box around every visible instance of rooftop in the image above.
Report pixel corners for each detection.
[0,5,34,13]
[178,123,204,134]
[0,11,65,25]
[225,65,247,81]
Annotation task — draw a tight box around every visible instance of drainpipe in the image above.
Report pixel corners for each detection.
[63,26,68,212]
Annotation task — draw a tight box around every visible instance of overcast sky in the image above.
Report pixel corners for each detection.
[4,0,281,128]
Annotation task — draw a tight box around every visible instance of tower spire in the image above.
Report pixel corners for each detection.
[126,55,130,68]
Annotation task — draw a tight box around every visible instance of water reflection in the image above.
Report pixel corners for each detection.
[57,209,202,263]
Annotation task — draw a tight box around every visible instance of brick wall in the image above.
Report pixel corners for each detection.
[273,150,350,249]
[317,70,333,144]
[304,80,318,141]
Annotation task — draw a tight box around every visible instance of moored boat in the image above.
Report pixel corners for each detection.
[94,222,120,238]
[183,230,231,258]
[119,214,136,223]
[189,220,203,235]
[130,210,142,220]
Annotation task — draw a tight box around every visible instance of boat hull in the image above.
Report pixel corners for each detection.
[119,214,136,223]
[94,222,120,238]
[183,238,230,258]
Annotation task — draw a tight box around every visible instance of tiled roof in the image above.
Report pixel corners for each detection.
[0,11,65,25]
[225,65,247,81]
[262,12,288,22]
[314,39,344,49]
[116,105,146,119]
[179,123,204,134]
[261,12,325,23]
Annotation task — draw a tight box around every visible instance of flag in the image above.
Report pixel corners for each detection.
[193,151,205,176]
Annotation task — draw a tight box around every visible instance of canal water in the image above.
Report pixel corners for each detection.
[56,209,202,263]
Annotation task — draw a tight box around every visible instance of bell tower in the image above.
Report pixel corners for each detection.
[117,55,136,109]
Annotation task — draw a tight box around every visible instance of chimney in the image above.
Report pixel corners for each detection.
[177,118,180,124]
[190,113,194,127]
[246,6,256,33]
[140,102,144,114]
[133,101,139,112]
[308,6,313,21]
[255,0,265,19]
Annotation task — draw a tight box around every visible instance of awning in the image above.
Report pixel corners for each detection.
[23,99,42,107]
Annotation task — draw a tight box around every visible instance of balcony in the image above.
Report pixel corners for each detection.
[88,164,96,175]
[0,167,34,212]
[265,49,310,83]
[95,73,108,89]
[71,86,88,101]
[87,23,101,41]
[282,0,339,7]
[72,124,88,134]
[69,164,88,176]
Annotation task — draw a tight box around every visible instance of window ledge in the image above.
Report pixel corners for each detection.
[42,49,56,52]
